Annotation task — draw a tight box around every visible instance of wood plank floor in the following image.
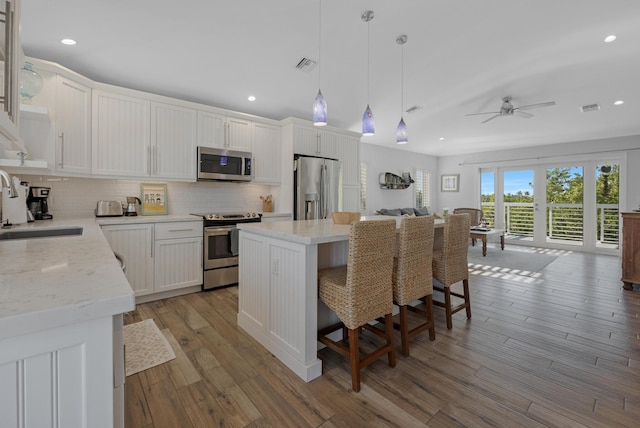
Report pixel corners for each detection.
[124,246,640,427]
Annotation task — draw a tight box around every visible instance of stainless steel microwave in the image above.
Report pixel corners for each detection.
[197,146,252,182]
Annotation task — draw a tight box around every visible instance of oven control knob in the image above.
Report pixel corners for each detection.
[246,213,251,218]
[252,212,257,217]
[213,214,220,219]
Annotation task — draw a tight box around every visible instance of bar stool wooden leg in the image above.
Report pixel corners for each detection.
[444,286,453,329]
[464,279,472,319]
[425,295,436,340]
[349,328,361,392]
[385,314,396,367]
[399,306,410,356]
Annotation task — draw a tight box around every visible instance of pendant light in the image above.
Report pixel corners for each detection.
[313,0,327,126]
[396,35,408,144]
[361,10,375,136]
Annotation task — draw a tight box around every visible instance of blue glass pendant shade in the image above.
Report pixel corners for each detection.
[396,117,408,144]
[362,104,375,136]
[313,90,327,126]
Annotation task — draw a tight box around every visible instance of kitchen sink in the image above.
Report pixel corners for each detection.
[0,227,83,240]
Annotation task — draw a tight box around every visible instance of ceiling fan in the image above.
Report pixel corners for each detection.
[466,96,556,124]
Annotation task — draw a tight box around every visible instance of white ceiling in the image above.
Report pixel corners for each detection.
[20,0,640,156]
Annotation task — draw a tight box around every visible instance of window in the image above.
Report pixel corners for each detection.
[360,163,367,211]
[414,169,431,209]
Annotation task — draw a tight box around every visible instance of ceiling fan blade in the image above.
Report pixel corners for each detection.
[481,114,501,124]
[465,111,500,116]
[514,111,534,119]
[515,101,556,111]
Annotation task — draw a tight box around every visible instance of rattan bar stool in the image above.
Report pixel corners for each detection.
[392,216,436,356]
[432,213,472,329]
[453,208,483,245]
[318,219,397,392]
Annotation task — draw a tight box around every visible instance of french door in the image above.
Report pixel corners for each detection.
[482,159,621,254]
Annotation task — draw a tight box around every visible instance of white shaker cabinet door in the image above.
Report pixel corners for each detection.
[154,236,202,293]
[151,102,197,180]
[252,122,281,183]
[293,125,319,156]
[226,117,253,151]
[336,134,360,186]
[101,224,154,297]
[197,110,226,149]
[55,76,91,174]
[92,90,150,177]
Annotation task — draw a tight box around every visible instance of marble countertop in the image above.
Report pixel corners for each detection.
[237,216,443,245]
[0,217,141,340]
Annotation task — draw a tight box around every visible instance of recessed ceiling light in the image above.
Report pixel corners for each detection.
[614,100,624,106]
[248,95,256,102]
[61,38,76,45]
[604,35,617,43]
[439,137,445,141]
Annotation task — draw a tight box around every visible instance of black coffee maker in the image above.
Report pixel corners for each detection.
[27,186,53,220]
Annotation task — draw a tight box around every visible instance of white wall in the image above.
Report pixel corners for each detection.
[9,174,272,219]
[436,134,640,212]
[361,143,438,214]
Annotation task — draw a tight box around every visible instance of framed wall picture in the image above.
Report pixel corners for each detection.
[441,174,460,192]
[141,183,168,215]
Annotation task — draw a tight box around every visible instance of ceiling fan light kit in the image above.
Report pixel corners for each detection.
[466,96,556,124]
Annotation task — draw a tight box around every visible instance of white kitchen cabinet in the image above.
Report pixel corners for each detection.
[101,223,154,296]
[102,221,202,300]
[0,0,22,151]
[92,90,151,177]
[55,75,91,174]
[0,316,116,428]
[153,221,202,293]
[252,122,281,183]
[151,102,197,180]
[197,110,253,151]
[336,133,360,187]
[293,124,337,158]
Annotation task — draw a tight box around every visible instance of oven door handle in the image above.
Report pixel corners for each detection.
[205,226,236,237]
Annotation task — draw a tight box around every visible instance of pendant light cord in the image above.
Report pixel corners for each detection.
[318,0,322,92]
[400,40,404,117]
[367,19,370,104]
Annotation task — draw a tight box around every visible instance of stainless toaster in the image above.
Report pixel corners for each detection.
[95,200,124,217]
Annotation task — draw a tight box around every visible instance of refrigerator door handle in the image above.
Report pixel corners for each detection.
[319,164,326,219]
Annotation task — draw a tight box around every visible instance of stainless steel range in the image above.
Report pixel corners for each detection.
[191,212,261,290]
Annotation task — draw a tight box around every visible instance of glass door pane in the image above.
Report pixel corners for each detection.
[503,169,535,241]
[595,163,620,249]
[480,170,495,227]
[545,166,584,246]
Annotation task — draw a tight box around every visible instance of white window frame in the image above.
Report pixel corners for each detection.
[413,168,431,209]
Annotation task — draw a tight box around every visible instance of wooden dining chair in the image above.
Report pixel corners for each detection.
[318,219,397,392]
[392,215,435,356]
[432,213,472,329]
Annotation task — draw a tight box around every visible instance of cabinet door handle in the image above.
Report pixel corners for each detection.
[168,228,193,233]
[151,228,154,258]
[59,132,65,168]
[147,145,151,174]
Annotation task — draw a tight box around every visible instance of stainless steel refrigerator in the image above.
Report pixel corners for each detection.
[294,154,342,220]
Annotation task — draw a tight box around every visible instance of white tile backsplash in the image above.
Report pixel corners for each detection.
[15,175,273,219]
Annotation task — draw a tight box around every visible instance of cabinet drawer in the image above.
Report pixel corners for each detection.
[154,221,202,240]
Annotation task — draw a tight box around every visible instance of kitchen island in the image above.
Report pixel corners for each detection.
[0,218,135,428]
[237,216,443,382]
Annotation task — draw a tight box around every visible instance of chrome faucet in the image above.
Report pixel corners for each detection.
[0,169,18,198]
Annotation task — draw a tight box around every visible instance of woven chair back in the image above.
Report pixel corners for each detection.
[453,208,483,227]
[345,219,396,327]
[393,216,434,305]
[437,213,471,285]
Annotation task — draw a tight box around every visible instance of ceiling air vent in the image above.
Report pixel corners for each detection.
[580,103,600,113]
[405,105,422,114]
[295,58,317,73]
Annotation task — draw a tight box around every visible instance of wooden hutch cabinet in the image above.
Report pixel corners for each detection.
[621,212,640,290]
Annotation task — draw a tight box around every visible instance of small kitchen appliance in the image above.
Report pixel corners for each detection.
[27,186,53,220]
[95,200,124,217]
[190,212,261,290]
[125,196,141,216]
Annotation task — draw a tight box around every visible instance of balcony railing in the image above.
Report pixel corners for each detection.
[480,202,619,245]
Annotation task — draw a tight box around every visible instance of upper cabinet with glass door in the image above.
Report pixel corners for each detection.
[0,0,23,150]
